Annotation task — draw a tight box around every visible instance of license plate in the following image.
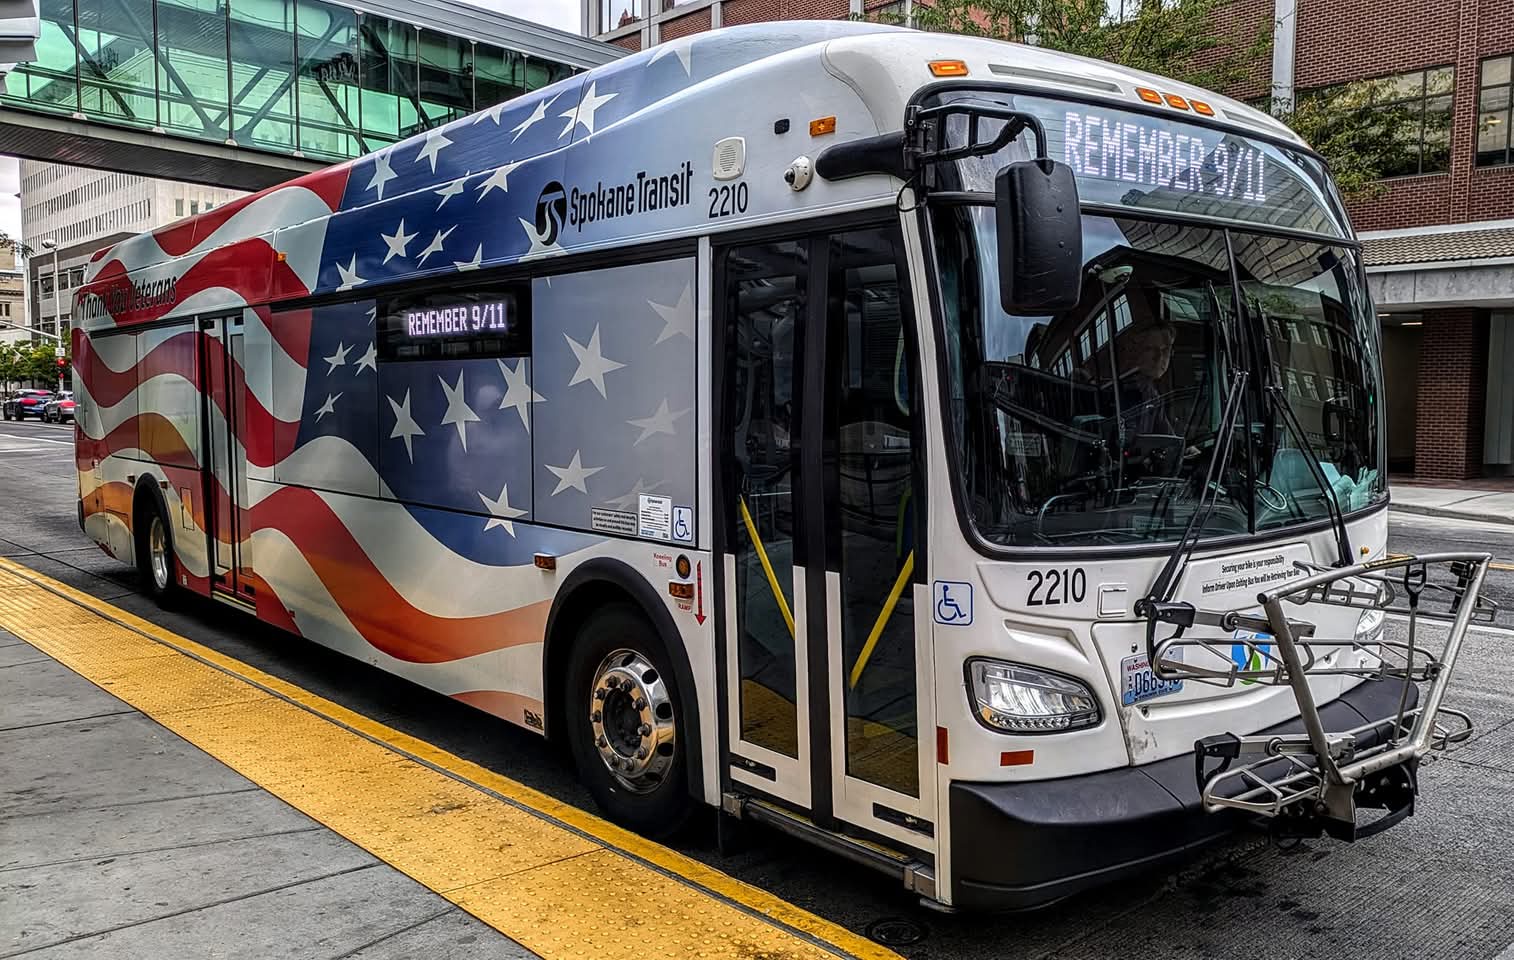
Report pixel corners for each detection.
[1121,651,1184,706]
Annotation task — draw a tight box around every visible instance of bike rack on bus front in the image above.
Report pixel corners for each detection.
[1149,552,1496,840]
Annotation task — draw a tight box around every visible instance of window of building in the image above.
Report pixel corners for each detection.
[1312,67,1454,177]
[0,302,9,317]
[190,200,199,215]
[175,197,183,217]
[1478,54,1513,167]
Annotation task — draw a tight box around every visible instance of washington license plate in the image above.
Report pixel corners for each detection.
[1121,651,1183,706]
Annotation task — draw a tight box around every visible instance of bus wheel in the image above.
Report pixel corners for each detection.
[135,498,178,608]
[564,604,690,837]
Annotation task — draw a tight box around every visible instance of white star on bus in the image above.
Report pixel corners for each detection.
[434,176,468,210]
[414,128,453,173]
[559,81,617,138]
[476,160,523,200]
[648,284,694,343]
[478,483,528,536]
[366,149,396,199]
[497,358,544,432]
[336,254,365,291]
[314,392,341,422]
[510,94,558,141]
[565,325,625,398]
[416,225,456,266]
[323,341,351,374]
[355,342,377,375]
[381,219,417,264]
[545,450,603,496]
[438,371,481,451]
[627,398,690,444]
[386,390,425,463]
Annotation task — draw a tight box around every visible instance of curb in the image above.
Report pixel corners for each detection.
[1389,503,1514,526]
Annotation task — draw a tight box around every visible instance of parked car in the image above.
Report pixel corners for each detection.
[42,391,76,423]
[2,389,54,421]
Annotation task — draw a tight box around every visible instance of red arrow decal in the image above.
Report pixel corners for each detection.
[694,561,706,625]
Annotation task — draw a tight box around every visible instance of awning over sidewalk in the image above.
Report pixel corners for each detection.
[1362,220,1514,311]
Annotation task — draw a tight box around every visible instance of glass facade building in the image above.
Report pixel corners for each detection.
[3,0,583,162]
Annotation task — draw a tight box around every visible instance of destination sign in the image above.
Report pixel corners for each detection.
[1060,109,1269,205]
[405,299,513,338]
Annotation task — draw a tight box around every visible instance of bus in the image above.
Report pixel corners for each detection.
[71,20,1496,911]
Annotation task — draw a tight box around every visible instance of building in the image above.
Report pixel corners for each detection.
[19,163,250,346]
[587,0,1514,479]
[0,246,27,347]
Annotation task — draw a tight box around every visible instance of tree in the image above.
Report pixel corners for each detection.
[867,0,1412,198]
[0,342,20,391]
[0,232,34,261]
[18,343,68,388]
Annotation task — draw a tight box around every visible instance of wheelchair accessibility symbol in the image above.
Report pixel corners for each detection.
[933,580,973,626]
[672,506,694,543]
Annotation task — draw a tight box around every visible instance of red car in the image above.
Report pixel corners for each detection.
[42,391,76,423]
[2,389,54,421]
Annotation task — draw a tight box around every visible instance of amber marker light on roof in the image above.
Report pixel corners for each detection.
[1163,93,1190,110]
[809,116,837,136]
[928,59,969,77]
[1136,87,1163,104]
[1190,99,1215,116]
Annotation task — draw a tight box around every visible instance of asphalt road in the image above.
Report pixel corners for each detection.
[3,416,1511,960]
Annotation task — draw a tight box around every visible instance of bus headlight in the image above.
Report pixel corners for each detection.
[966,659,1101,734]
[1354,608,1385,647]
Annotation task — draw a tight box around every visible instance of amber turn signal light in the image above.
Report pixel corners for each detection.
[928,59,969,77]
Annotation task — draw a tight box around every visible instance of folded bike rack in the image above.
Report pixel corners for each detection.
[1149,553,1497,840]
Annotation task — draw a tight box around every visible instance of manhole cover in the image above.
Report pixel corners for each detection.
[866,917,926,946]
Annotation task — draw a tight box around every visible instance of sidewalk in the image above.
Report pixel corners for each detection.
[1390,475,1514,526]
[0,558,895,960]
[0,625,538,959]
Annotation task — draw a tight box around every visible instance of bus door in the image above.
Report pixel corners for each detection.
[200,312,252,602]
[717,222,932,851]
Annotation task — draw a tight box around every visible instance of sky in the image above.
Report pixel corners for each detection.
[0,0,580,243]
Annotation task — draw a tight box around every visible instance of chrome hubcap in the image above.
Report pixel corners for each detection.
[589,648,676,793]
[148,517,170,591]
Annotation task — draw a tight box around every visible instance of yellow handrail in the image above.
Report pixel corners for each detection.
[739,495,795,638]
[848,550,914,690]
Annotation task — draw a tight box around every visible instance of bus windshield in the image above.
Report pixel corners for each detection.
[931,207,1386,548]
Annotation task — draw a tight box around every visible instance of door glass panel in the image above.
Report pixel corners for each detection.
[827,229,919,797]
[725,241,806,758]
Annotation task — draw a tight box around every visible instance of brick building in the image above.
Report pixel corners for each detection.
[584,0,1514,479]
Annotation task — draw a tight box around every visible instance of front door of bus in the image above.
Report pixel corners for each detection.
[201,313,251,602]
[717,222,932,849]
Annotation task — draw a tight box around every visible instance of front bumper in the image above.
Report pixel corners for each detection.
[949,678,1420,911]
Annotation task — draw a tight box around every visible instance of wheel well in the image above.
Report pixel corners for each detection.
[543,558,704,801]
[130,479,170,559]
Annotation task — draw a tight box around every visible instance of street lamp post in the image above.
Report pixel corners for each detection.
[40,238,62,391]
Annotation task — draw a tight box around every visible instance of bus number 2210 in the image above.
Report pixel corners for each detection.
[708,182,748,218]
[1026,568,1087,606]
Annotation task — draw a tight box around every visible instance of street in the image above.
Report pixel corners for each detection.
[2,415,1512,960]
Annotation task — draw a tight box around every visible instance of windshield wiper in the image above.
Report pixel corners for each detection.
[1261,381,1353,568]
[1134,370,1249,662]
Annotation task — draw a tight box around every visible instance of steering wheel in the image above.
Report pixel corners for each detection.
[1255,481,1289,512]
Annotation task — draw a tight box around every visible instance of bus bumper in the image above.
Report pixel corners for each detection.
[948,677,1419,911]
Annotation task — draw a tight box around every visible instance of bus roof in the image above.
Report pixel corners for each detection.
[78,21,1306,330]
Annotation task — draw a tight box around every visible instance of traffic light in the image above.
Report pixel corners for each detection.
[55,357,65,368]
[0,0,39,69]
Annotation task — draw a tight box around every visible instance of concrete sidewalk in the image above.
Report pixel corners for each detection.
[0,628,536,959]
[1390,484,1514,525]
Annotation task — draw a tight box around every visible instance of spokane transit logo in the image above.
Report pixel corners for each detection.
[534,181,568,246]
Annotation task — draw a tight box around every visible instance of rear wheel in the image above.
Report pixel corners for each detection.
[563,604,691,837]
[135,498,177,607]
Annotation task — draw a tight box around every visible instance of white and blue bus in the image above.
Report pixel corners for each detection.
[73,20,1494,910]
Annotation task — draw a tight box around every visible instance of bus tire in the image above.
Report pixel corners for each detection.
[563,603,692,837]
[134,491,178,608]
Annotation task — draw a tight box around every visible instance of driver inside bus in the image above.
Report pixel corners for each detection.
[1117,319,1194,471]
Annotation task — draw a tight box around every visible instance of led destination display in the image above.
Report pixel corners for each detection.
[405,299,513,338]
[380,281,531,362]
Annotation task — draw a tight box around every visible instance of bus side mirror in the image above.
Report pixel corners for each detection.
[996,158,1082,315]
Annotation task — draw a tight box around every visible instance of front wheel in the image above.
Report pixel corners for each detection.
[563,604,691,837]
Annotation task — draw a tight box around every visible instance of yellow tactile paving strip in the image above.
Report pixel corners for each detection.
[0,558,902,960]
